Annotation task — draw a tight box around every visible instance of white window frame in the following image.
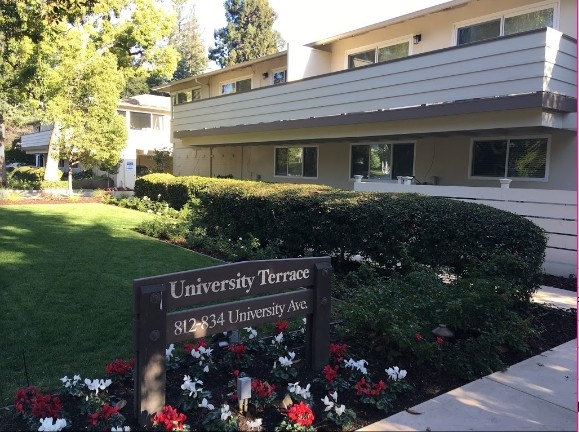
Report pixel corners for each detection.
[172,87,201,105]
[344,35,413,69]
[349,142,416,181]
[220,75,253,95]
[271,67,287,85]
[467,135,551,182]
[452,1,559,46]
[273,145,319,179]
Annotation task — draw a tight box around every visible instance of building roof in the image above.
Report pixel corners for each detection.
[154,51,288,92]
[307,0,470,47]
[118,94,171,111]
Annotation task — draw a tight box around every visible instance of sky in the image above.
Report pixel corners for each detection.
[191,0,450,50]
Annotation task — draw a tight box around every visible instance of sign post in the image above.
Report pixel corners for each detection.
[133,257,331,426]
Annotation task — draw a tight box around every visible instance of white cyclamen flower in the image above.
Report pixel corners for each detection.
[111,427,131,432]
[38,417,67,431]
[344,358,368,375]
[220,404,232,421]
[200,398,214,410]
[244,327,257,339]
[246,418,263,430]
[386,366,408,381]
[273,332,284,344]
[166,343,175,360]
[84,379,111,395]
[181,375,203,398]
[278,355,294,368]
[335,404,346,417]
[321,395,334,411]
[288,381,310,398]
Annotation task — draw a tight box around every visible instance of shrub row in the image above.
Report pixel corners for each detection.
[336,265,535,380]
[134,174,547,299]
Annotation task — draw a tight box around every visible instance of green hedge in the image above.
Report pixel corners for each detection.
[8,166,64,190]
[135,174,223,209]
[135,175,547,297]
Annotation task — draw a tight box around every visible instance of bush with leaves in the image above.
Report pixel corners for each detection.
[338,265,535,380]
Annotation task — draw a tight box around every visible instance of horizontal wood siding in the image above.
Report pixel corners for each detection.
[355,183,576,277]
[173,29,576,132]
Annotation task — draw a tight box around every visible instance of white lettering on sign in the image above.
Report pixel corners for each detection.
[172,299,310,337]
[169,272,256,299]
[168,268,310,300]
[257,268,310,285]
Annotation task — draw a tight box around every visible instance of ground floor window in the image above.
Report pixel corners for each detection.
[351,143,414,180]
[274,146,317,177]
[470,137,548,179]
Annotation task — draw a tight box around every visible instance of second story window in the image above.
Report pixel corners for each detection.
[129,112,164,130]
[348,40,410,69]
[456,5,555,45]
[221,77,252,95]
[173,88,201,105]
[273,69,286,85]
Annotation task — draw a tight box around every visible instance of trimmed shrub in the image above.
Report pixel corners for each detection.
[337,266,535,380]
[8,166,62,189]
[134,175,547,294]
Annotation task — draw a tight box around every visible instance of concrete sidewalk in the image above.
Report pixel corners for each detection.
[360,287,577,431]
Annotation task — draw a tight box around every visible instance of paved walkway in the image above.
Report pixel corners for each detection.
[360,287,577,431]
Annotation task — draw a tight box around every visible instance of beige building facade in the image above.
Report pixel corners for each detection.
[158,0,576,192]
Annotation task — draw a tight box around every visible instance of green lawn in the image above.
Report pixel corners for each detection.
[0,203,219,405]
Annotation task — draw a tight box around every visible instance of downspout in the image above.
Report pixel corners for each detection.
[209,146,213,177]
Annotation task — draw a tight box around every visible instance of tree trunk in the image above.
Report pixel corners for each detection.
[68,163,73,196]
[0,114,6,187]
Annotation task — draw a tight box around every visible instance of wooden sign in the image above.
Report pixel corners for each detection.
[133,257,332,426]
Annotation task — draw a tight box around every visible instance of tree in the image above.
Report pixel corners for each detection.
[170,1,208,80]
[0,1,99,186]
[44,29,128,194]
[0,1,179,188]
[209,0,284,68]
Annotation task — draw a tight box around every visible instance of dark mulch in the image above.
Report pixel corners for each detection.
[0,303,575,431]
[542,274,577,292]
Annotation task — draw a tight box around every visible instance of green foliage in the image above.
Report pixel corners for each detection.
[209,0,285,67]
[152,148,172,173]
[8,166,63,189]
[137,218,190,243]
[338,266,535,380]
[170,1,208,79]
[135,176,547,294]
[41,180,68,190]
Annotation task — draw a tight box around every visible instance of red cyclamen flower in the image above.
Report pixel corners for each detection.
[354,377,386,396]
[13,386,38,414]
[228,344,247,359]
[436,337,444,344]
[151,405,187,432]
[274,320,289,334]
[323,364,339,384]
[287,401,314,427]
[194,338,208,350]
[31,393,63,419]
[251,379,276,398]
[329,343,348,362]
[87,403,119,426]
[415,333,424,341]
[105,358,135,375]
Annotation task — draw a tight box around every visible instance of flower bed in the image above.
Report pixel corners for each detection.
[3,304,576,432]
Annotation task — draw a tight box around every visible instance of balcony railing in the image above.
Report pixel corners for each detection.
[173,28,576,133]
